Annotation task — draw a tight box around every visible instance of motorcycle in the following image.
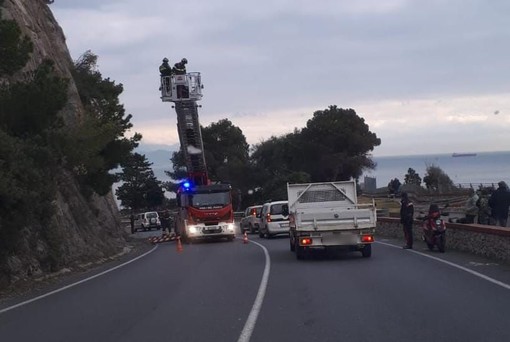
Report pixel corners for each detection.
[422,204,447,253]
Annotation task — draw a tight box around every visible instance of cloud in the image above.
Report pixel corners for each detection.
[50,1,510,157]
[54,9,165,52]
[134,92,510,157]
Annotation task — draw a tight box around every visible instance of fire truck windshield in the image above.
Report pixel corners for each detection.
[190,191,231,209]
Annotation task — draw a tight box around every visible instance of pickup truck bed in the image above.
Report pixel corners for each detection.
[287,181,376,259]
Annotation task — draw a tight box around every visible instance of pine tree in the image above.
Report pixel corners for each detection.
[116,153,164,210]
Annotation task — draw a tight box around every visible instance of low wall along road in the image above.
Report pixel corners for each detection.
[377,217,510,263]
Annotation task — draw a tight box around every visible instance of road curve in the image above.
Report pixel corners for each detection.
[1,234,509,342]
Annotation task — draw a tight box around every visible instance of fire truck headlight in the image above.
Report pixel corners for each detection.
[227,224,235,232]
[188,225,199,234]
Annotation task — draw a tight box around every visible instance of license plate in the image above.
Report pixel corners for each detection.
[280,223,289,228]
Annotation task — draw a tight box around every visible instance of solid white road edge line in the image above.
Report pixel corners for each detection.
[237,239,271,342]
[376,241,510,290]
[0,244,159,315]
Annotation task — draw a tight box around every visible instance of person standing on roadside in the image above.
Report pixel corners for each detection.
[488,181,510,227]
[476,190,492,225]
[464,188,479,224]
[400,192,414,249]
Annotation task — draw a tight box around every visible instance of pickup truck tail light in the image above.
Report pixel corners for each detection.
[300,238,312,246]
[361,235,374,243]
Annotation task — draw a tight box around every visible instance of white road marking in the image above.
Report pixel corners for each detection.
[237,239,271,342]
[376,241,510,290]
[0,245,159,315]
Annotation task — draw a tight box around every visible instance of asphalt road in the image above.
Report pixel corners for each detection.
[1,229,510,342]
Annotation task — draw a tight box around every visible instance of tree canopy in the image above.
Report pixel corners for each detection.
[299,106,381,181]
[164,106,381,209]
[64,50,141,196]
[404,168,422,186]
[116,153,164,210]
[423,165,455,192]
[247,106,380,202]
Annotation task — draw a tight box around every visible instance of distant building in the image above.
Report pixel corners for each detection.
[363,176,377,193]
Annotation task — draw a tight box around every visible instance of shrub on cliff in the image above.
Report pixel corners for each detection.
[0,5,66,271]
[0,0,33,76]
[62,50,141,196]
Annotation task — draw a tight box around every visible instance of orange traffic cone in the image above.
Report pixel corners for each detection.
[176,236,183,253]
[243,231,248,244]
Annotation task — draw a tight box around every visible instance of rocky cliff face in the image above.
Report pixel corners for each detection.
[1,0,126,287]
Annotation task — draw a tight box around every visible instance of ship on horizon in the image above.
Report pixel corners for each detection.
[452,152,477,157]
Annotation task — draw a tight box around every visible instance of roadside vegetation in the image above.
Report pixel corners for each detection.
[0,1,139,274]
[166,106,382,210]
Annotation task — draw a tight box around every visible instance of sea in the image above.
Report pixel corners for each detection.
[141,149,510,191]
[362,150,510,189]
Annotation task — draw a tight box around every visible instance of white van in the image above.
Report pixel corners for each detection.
[258,201,290,238]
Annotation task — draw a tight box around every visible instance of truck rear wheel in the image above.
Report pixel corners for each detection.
[295,240,305,260]
[361,244,372,258]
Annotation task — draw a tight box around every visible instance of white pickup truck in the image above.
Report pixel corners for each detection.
[287,180,376,260]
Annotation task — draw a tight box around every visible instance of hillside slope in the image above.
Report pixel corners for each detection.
[0,0,126,288]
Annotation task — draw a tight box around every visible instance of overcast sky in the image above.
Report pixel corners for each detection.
[51,0,510,156]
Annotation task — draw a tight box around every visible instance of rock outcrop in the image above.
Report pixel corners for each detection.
[1,0,126,287]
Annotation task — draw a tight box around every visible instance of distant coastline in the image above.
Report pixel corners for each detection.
[363,150,510,188]
[373,150,509,158]
[452,152,477,157]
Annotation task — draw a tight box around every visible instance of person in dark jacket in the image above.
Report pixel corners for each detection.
[159,57,173,92]
[160,210,174,235]
[488,181,510,227]
[173,58,189,98]
[400,192,414,249]
[173,58,187,75]
[159,57,173,76]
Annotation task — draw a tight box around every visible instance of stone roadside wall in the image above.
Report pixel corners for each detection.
[376,217,510,263]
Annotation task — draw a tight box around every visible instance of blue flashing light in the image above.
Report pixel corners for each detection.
[183,181,191,189]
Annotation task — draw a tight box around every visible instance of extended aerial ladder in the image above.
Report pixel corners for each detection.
[160,70,235,242]
[161,73,207,185]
